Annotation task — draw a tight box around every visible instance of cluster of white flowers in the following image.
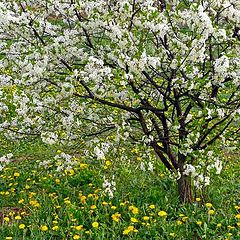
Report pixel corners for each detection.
[0,153,13,171]
[41,132,58,145]
[54,152,77,173]
[102,175,116,198]
[140,161,154,172]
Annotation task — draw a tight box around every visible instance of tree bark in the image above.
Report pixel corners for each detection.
[177,175,193,203]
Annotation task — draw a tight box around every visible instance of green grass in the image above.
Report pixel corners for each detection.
[0,140,239,240]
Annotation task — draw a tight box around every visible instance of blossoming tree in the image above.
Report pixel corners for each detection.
[0,0,239,202]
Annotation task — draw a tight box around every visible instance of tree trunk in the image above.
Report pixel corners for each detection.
[177,175,193,203]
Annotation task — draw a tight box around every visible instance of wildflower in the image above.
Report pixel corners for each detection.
[169,233,175,237]
[90,205,96,210]
[5,237,13,240]
[196,197,201,202]
[111,212,121,222]
[14,172,20,177]
[205,203,213,208]
[18,199,24,204]
[76,225,83,230]
[105,160,112,166]
[130,217,138,223]
[123,229,131,235]
[149,205,155,209]
[19,224,25,229]
[143,216,150,221]
[15,215,22,220]
[234,205,240,210]
[235,214,240,219]
[40,225,48,231]
[4,217,10,222]
[217,223,222,228]
[127,226,134,231]
[196,221,202,226]
[176,220,183,225]
[208,210,215,215]
[80,163,88,169]
[55,179,60,184]
[158,211,167,217]
[52,226,59,230]
[129,206,139,214]
[111,206,117,210]
[73,235,80,240]
[92,221,99,228]
[80,195,86,204]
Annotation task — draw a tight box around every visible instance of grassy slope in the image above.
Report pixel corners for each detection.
[0,140,239,240]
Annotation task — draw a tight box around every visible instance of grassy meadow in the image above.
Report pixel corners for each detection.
[0,139,239,240]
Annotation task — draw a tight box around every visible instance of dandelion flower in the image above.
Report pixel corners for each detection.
[130,217,138,223]
[76,225,83,230]
[4,217,10,222]
[196,221,202,226]
[208,210,215,215]
[19,224,25,229]
[235,214,240,219]
[158,211,167,217]
[92,221,99,228]
[205,203,213,208]
[40,225,48,231]
[52,226,59,231]
[73,235,80,240]
[143,216,150,221]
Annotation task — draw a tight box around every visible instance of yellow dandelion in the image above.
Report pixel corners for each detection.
[90,205,96,210]
[15,215,22,220]
[19,224,25,229]
[158,211,167,217]
[196,221,202,226]
[92,221,99,228]
[52,226,59,231]
[13,172,20,177]
[123,229,131,235]
[208,210,215,215]
[73,235,80,240]
[217,223,222,228]
[205,203,213,208]
[4,217,10,222]
[111,212,121,222]
[76,225,83,230]
[130,217,138,223]
[149,204,155,209]
[235,214,240,219]
[143,216,150,221]
[55,179,60,184]
[18,199,24,204]
[40,225,48,231]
